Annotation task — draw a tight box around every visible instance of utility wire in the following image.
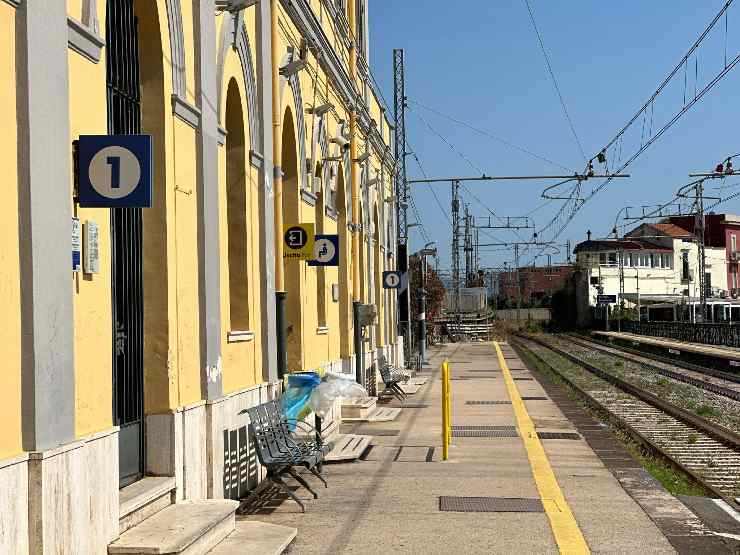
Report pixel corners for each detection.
[523,0,587,162]
[407,98,574,172]
[407,138,451,224]
[410,108,483,174]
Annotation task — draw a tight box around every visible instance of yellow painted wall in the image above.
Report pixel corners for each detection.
[219,48,262,394]
[173,119,203,406]
[0,5,23,460]
[69,37,115,438]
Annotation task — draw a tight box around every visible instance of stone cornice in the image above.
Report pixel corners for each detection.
[67,16,104,63]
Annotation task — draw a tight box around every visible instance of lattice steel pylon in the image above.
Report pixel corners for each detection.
[393,49,411,344]
[452,180,461,326]
[393,49,407,246]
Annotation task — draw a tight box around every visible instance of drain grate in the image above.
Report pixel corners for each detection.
[460,375,498,379]
[439,496,544,513]
[452,424,516,430]
[451,427,518,438]
[537,432,581,440]
[513,377,534,381]
[401,403,429,408]
[521,396,548,401]
[466,369,500,373]
[465,400,511,405]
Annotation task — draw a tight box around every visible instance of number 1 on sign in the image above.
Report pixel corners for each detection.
[107,156,121,189]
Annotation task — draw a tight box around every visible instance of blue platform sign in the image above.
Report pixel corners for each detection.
[596,294,617,304]
[308,234,339,266]
[77,135,152,207]
[382,271,402,289]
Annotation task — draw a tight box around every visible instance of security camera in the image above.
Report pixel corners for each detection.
[354,152,371,164]
[279,59,306,77]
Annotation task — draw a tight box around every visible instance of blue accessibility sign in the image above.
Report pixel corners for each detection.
[77,135,153,207]
[308,234,339,266]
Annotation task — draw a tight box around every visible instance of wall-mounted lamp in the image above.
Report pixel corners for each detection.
[307,103,334,117]
[215,0,257,12]
[354,152,371,164]
[279,58,306,77]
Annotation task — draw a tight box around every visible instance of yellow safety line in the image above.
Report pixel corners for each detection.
[494,342,590,555]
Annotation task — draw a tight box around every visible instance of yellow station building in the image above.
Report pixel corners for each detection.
[0,0,399,551]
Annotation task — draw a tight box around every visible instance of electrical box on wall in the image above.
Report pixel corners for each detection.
[331,284,340,302]
[357,303,377,326]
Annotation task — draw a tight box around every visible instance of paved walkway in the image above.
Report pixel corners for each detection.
[241,342,675,554]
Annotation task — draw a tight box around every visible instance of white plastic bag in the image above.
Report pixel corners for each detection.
[308,372,368,417]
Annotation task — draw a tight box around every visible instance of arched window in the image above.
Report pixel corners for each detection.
[225,79,249,330]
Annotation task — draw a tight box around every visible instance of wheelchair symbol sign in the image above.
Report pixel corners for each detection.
[383,271,402,289]
[308,235,339,266]
[77,135,152,207]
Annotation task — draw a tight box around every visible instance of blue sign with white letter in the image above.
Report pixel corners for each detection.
[308,234,340,266]
[77,135,153,207]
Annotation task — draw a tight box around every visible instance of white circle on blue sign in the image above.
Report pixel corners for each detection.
[384,272,400,288]
[88,146,141,199]
[314,238,337,263]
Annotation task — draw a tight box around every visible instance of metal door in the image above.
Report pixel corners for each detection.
[106,0,145,488]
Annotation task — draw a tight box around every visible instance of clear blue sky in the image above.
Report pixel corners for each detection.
[369,1,740,272]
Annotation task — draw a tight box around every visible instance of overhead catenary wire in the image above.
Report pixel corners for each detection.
[523,0,587,163]
[407,98,574,173]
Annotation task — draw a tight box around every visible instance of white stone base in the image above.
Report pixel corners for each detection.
[146,401,208,502]
[26,427,119,554]
[205,382,280,501]
[0,453,28,554]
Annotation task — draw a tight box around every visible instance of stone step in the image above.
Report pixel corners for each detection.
[408,377,428,386]
[207,521,297,555]
[109,500,238,555]
[324,433,373,462]
[119,477,176,534]
[399,383,421,395]
[343,407,402,423]
[341,398,377,420]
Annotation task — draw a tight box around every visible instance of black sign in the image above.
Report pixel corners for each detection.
[596,294,617,304]
[284,226,308,250]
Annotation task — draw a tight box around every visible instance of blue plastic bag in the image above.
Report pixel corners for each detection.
[281,372,321,430]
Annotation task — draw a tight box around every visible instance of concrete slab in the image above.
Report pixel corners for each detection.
[109,500,238,555]
[209,521,296,554]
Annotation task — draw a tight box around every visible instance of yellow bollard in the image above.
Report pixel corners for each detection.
[442,360,451,460]
[447,363,452,445]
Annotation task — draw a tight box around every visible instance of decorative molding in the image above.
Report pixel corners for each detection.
[67,17,104,63]
[249,150,264,169]
[82,0,100,35]
[217,126,227,146]
[301,189,317,207]
[325,206,338,221]
[281,0,394,168]
[216,14,260,152]
[171,94,202,128]
[165,0,187,98]
[227,330,255,343]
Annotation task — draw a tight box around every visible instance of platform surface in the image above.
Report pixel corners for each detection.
[248,342,735,554]
[594,330,740,360]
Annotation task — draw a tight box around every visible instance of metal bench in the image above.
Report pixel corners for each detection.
[377,355,409,402]
[238,400,328,513]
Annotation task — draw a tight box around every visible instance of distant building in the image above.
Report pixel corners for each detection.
[665,213,740,297]
[497,265,573,306]
[573,222,735,327]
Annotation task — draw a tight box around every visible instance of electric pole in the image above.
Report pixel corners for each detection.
[393,49,410,353]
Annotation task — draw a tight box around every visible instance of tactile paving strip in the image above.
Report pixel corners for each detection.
[439,496,545,513]
[537,432,581,440]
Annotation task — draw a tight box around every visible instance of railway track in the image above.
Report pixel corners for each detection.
[512,335,740,505]
[563,333,740,403]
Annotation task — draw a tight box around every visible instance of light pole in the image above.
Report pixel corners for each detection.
[416,243,437,365]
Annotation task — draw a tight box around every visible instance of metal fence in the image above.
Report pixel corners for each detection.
[622,320,740,348]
